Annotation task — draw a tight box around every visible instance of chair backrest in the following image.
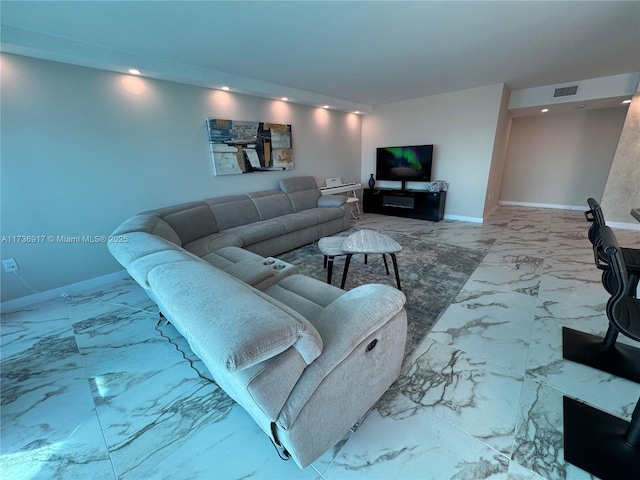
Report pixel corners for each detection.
[585,197,606,245]
[600,226,640,341]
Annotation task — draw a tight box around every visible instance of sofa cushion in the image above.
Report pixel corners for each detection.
[127,249,201,288]
[161,205,219,245]
[142,202,219,245]
[183,232,243,256]
[248,190,294,220]
[275,212,318,232]
[206,195,260,230]
[108,231,182,266]
[225,220,287,246]
[264,275,345,320]
[147,262,323,372]
[111,214,181,245]
[299,207,346,224]
[279,176,319,194]
[318,195,347,208]
[279,176,321,212]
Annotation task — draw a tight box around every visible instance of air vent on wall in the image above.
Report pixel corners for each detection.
[553,85,579,98]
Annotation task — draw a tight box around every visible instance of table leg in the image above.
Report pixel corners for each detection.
[382,254,390,275]
[390,253,401,290]
[341,254,352,289]
[326,256,334,284]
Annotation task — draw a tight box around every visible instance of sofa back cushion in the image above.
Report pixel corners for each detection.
[279,176,321,212]
[143,202,220,246]
[111,214,181,246]
[248,190,294,220]
[206,195,261,230]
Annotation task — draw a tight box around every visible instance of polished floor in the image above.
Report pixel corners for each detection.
[2,206,639,479]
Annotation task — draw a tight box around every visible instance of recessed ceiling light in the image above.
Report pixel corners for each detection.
[221,86,230,91]
[323,105,329,109]
[622,99,632,104]
[281,97,288,101]
[541,108,549,113]
[128,68,141,75]
[354,111,360,114]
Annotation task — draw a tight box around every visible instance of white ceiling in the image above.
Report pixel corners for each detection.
[2,1,639,112]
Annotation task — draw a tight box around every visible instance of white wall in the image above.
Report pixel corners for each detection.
[500,107,628,208]
[0,54,362,302]
[361,84,507,221]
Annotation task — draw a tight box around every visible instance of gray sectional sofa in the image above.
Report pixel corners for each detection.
[108,176,408,468]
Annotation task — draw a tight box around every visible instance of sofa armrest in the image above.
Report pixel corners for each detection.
[276,284,406,428]
[317,195,347,208]
[307,284,406,373]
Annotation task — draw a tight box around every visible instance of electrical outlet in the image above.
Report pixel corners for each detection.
[2,258,18,272]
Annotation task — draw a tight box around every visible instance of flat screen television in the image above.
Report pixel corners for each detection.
[376,144,433,182]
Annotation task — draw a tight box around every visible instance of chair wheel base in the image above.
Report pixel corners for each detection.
[563,396,640,479]
[562,327,640,383]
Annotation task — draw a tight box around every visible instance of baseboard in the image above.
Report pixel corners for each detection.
[607,220,640,232]
[498,200,586,211]
[498,201,640,231]
[444,214,483,223]
[1,270,130,312]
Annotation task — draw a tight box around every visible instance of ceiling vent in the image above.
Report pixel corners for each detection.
[553,85,579,98]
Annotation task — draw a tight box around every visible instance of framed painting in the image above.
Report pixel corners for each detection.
[206,118,294,175]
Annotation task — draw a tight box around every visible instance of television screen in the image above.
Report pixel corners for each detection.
[376,144,433,181]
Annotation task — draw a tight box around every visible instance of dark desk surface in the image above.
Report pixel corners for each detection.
[632,208,640,222]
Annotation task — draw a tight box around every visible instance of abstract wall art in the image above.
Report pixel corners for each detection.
[206,118,294,176]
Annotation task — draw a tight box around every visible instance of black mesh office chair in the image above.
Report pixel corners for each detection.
[585,197,640,296]
[563,224,640,382]
[563,225,640,479]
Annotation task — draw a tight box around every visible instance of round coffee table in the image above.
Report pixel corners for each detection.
[318,230,402,290]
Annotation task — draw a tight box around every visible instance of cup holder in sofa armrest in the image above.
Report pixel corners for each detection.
[222,257,298,290]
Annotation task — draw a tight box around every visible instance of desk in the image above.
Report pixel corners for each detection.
[320,183,362,195]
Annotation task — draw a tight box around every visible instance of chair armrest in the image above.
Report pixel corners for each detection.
[318,195,347,207]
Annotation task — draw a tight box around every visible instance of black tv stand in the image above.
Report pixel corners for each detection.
[363,188,446,222]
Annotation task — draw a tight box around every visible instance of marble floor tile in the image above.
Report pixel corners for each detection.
[489,234,550,259]
[428,289,538,374]
[1,330,113,479]
[3,205,636,479]
[526,299,640,417]
[511,378,602,480]
[94,361,233,479]
[393,338,524,455]
[0,298,72,358]
[0,412,115,480]
[463,261,542,297]
[142,404,320,480]
[537,273,608,307]
[75,311,186,404]
[64,277,156,324]
[324,397,509,480]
